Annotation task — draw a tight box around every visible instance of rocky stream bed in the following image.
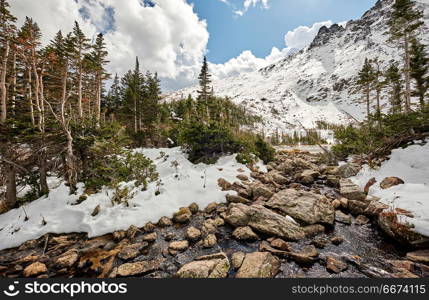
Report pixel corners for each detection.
[0,150,428,278]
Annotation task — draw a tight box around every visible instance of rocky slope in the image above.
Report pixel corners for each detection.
[1,150,428,278]
[166,0,429,135]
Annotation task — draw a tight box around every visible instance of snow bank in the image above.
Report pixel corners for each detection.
[0,148,263,251]
[352,142,429,237]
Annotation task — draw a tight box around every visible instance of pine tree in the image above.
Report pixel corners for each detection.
[0,0,16,123]
[385,63,403,113]
[90,33,109,124]
[71,21,90,118]
[105,73,122,119]
[356,58,375,120]
[387,0,424,112]
[410,39,428,109]
[143,71,160,129]
[197,56,211,120]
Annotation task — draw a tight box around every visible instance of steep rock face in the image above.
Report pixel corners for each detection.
[167,0,429,135]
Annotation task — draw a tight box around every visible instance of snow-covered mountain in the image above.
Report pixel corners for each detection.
[166,0,429,135]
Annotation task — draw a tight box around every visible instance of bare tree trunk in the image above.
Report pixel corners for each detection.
[366,87,370,120]
[5,164,17,210]
[96,75,101,126]
[39,147,49,196]
[404,34,411,113]
[28,67,35,126]
[0,40,10,123]
[77,53,83,118]
[32,61,42,132]
[11,51,16,117]
[134,95,138,133]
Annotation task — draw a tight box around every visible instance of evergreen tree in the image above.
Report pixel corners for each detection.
[143,71,160,129]
[356,58,375,120]
[387,0,424,112]
[197,56,211,120]
[410,39,428,109]
[385,63,403,113]
[90,33,109,124]
[71,21,91,118]
[105,73,122,118]
[0,0,16,123]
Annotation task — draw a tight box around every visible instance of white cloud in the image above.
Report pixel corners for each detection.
[11,0,209,91]
[234,0,270,16]
[209,20,337,80]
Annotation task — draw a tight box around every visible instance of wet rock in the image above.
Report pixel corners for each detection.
[298,169,320,184]
[326,175,340,187]
[236,252,280,278]
[204,202,218,214]
[91,205,101,217]
[251,183,274,199]
[143,223,156,233]
[340,179,366,201]
[312,237,329,249]
[232,226,259,241]
[56,250,79,268]
[158,217,173,227]
[218,178,233,191]
[202,234,217,248]
[23,262,47,277]
[270,171,290,185]
[406,250,429,265]
[355,215,370,225]
[331,236,344,245]
[377,212,423,246]
[270,238,292,251]
[173,207,192,223]
[266,189,335,225]
[226,194,251,204]
[177,252,230,278]
[331,199,341,209]
[202,219,218,235]
[117,259,165,277]
[303,224,325,237]
[237,174,249,181]
[289,245,318,266]
[231,252,246,270]
[335,210,352,225]
[348,200,368,215]
[338,163,361,178]
[380,177,404,189]
[168,241,189,252]
[225,203,305,241]
[186,227,202,241]
[118,244,146,261]
[213,217,225,226]
[142,232,157,242]
[189,203,199,214]
[326,257,348,273]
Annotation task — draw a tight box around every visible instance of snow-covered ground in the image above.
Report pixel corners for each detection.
[0,148,265,251]
[352,141,429,237]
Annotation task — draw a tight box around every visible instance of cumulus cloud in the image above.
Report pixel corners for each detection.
[11,0,208,91]
[210,20,337,80]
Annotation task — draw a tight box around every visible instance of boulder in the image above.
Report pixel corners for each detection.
[270,239,292,251]
[202,234,217,248]
[348,200,369,215]
[364,200,389,217]
[177,252,230,278]
[406,250,429,264]
[338,163,361,178]
[226,194,251,204]
[158,217,173,227]
[303,224,325,237]
[231,252,246,270]
[118,244,146,261]
[204,202,218,214]
[277,159,294,174]
[218,178,233,191]
[331,236,344,245]
[298,169,320,185]
[168,241,189,252]
[173,207,192,223]
[380,177,405,190]
[142,232,157,242]
[326,257,348,273]
[251,183,274,199]
[335,210,352,225]
[225,203,305,241]
[23,262,47,277]
[266,189,335,225]
[188,203,199,214]
[117,259,165,277]
[339,179,366,201]
[355,215,370,225]
[232,226,259,241]
[326,175,340,187]
[186,227,202,241]
[235,252,280,278]
[289,245,318,265]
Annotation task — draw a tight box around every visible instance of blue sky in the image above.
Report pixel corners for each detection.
[190,0,377,64]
